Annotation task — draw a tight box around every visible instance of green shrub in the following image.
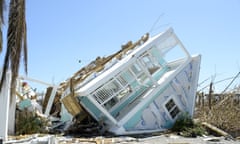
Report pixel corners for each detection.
[16,110,49,135]
[172,113,206,137]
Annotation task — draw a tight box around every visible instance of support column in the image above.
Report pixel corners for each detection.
[0,71,11,141]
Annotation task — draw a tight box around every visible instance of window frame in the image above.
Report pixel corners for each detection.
[164,97,181,120]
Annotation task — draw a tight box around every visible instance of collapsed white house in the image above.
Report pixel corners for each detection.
[59,28,201,135]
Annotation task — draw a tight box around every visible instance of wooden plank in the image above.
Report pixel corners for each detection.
[44,86,58,116]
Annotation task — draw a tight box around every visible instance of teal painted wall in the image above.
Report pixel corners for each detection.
[79,96,103,120]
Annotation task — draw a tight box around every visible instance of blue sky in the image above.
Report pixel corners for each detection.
[1,0,240,92]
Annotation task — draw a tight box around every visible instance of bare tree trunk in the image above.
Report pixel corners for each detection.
[197,92,201,106]
[201,92,204,107]
[208,82,213,109]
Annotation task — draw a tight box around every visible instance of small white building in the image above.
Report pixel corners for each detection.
[61,28,201,135]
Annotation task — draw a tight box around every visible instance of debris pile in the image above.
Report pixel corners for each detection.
[15,82,49,135]
[196,93,240,138]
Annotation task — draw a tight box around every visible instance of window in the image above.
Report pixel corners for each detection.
[141,53,160,74]
[130,63,142,75]
[130,63,148,84]
[92,73,133,110]
[165,99,180,119]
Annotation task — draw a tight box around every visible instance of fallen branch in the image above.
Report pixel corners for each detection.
[201,122,233,139]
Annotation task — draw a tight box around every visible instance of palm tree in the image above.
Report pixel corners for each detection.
[0,0,27,99]
[0,0,4,53]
